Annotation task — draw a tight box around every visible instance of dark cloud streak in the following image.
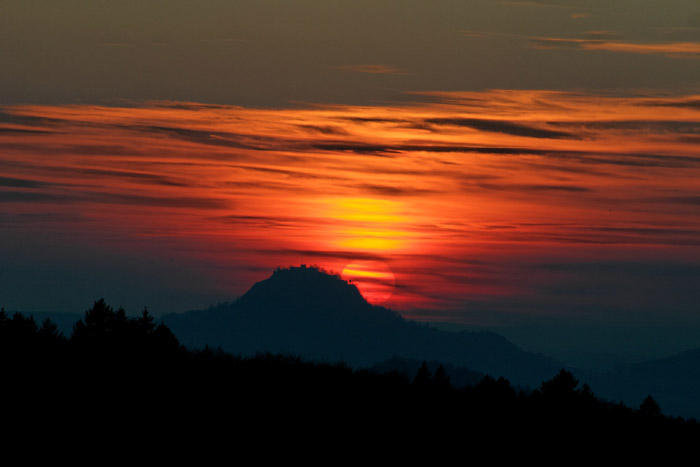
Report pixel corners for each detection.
[0,189,229,210]
[468,182,593,193]
[550,120,700,134]
[425,118,576,139]
[0,176,51,189]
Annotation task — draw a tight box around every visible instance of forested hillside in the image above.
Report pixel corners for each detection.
[2,299,698,450]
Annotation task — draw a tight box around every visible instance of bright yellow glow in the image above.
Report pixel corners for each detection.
[341,268,394,279]
[339,237,402,251]
[324,198,410,252]
[341,261,396,304]
[330,198,405,224]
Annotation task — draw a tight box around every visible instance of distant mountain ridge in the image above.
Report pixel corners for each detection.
[580,348,700,419]
[162,265,561,387]
[10,265,700,418]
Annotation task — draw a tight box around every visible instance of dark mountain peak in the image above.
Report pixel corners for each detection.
[237,264,369,311]
[163,265,561,386]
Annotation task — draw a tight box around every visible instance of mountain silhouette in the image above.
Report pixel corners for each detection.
[579,348,700,419]
[162,265,561,386]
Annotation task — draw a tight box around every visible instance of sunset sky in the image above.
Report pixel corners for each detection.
[2,1,699,360]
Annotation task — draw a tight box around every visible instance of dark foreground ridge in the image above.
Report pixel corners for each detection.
[2,300,699,452]
[163,265,561,387]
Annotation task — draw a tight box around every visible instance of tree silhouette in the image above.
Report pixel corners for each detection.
[539,368,579,399]
[136,307,155,330]
[434,364,451,391]
[639,395,662,417]
[413,361,432,388]
[71,298,129,344]
[68,298,185,382]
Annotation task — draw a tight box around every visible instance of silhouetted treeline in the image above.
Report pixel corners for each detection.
[2,300,698,448]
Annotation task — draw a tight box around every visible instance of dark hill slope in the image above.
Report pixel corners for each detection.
[581,348,700,419]
[162,266,560,387]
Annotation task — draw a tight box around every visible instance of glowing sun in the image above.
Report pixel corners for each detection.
[341,260,396,304]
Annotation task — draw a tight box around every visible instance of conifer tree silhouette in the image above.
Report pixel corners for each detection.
[539,369,579,399]
[434,364,451,391]
[413,361,432,388]
[639,395,662,417]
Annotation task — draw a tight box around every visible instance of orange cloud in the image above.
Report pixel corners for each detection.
[532,37,700,58]
[2,90,699,314]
